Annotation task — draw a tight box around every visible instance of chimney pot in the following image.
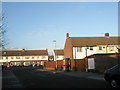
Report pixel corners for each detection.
[66,33,69,38]
[105,33,109,37]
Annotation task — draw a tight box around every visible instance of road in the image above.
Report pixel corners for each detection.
[2,67,110,88]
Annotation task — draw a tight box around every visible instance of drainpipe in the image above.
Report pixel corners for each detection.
[85,46,88,72]
[74,47,77,71]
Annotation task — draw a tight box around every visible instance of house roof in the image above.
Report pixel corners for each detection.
[68,37,120,47]
[1,50,48,56]
[54,50,64,55]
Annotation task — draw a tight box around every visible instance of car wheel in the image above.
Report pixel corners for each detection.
[110,79,117,88]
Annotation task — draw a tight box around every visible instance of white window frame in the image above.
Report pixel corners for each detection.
[77,47,82,52]
[109,46,114,51]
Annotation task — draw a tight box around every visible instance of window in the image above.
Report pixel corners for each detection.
[16,57,20,59]
[25,57,29,59]
[56,56,59,58]
[77,47,82,52]
[37,56,39,59]
[11,57,14,59]
[3,52,6,55]
[99,46,102,50]
[109,46,114,51]
[32,57,34,59]
[90,46,93,50]
[42,56,46,59]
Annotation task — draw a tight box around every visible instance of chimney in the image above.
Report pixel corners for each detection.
[105,33,109,37]
[66,33,69,38]
[22,48,25,52]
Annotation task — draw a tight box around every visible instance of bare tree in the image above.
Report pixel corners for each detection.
[0,5,6,50]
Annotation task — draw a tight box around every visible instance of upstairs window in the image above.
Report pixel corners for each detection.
[25,57,29,59]
[16,56,20,59]
[42,56,46,59]
[32,57,34,59]
[99,46,102,50]
[90,46,93,50]
[77,47,82,52]
[37,56,39,59]
[56,56,59,58]
[109,46,114,51]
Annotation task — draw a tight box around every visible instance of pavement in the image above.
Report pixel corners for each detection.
[43,70,105,81]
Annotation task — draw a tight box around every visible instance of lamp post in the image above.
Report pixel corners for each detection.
[53,40,57,70]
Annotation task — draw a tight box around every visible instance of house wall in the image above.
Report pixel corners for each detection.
[64,38,73,59]
[1,55,49,62]
[73,47,96,59]
[53,51,64,61]
[56,55,64,60]
[73,45,119,59]
[96,45,119,53]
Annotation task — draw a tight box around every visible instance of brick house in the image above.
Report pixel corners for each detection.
[64,33,120,70]
[0,49,48,67]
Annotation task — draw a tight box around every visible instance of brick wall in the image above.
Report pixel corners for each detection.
[69,59,86,71]
[57,60,63,70]
[75,59,86,71]
[94,54,120,73]
[44,60,64,70]
[44,61,56,70]
[64,38,73,59]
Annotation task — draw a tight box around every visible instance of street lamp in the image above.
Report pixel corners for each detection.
[53,40,57,70]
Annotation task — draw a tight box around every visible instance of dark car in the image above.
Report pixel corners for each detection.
[104,64,120,88]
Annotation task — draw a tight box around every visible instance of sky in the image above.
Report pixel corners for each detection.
[2,2,118,54]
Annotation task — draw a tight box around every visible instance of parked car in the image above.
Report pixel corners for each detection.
[104,64,120,88]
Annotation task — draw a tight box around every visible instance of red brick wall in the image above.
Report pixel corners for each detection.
[44,61,56,70]
[70,59,76,70]
[75,59,86,70]
[44,60,64,70]
[64,38,73,59]
[57,60,63,68]
[69,59,86,71]
[94,54,120,73]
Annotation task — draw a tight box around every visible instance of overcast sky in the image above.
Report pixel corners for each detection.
[2,2,118,53]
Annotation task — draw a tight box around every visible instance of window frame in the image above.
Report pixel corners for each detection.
[77,47,82,52]
[109,46,114,51]
[99,46,102,50]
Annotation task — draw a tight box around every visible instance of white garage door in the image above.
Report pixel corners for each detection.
[88,58,95,69]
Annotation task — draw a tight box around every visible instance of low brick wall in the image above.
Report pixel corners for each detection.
[70,59,86,71]
[75,59,86,71]
[44,61,56,70]
[57,60,63,70]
